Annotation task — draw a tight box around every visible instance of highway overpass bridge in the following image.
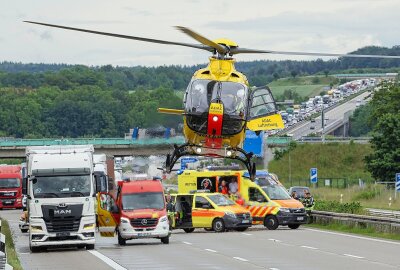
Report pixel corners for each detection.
[0,136,370,159]
[0,137,185,158]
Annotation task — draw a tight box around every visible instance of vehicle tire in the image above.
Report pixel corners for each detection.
[30,245,41,253]
[204,228,213,232]
[161,236,169,244]
[288,224,300,229]
[20,229,28,233]
[86,244,95,250]
[264,215,279,230]
[212,218,225,233]
[183,228,195,233]
[117,231,126,246]
[234,227,248,232]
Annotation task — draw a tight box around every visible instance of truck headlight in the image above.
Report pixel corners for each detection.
[279,208,290,213]
[159,216,168,223]
[30,225,42,232]
[83,223,95,230]
[121,217,130,224]
[224,211,236,219]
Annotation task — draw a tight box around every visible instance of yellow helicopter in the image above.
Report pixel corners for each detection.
[25,21,400,179]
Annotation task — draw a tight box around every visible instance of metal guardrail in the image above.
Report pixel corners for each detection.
[312,210,400,225]
[366,208,400,219]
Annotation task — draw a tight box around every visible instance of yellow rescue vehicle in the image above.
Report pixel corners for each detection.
[178,169,307,230]
[170,192,252,233]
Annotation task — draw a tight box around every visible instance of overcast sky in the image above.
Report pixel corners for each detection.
[1,0,399,66]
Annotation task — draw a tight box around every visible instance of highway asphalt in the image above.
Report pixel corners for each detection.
[2,209,400,270]
[286,91,371,140]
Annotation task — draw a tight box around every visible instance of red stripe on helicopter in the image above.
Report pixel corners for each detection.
[206,103,223,148]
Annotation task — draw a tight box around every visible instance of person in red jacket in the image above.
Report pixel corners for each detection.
[218,180,229,195]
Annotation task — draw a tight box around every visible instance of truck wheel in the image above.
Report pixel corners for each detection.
[86,244,95,250]
[161,236,170,244]
[118,231,126,246]
[20,229,28,233]
[264,215,279,230]
[212,218,225,233]
[288,224,300,229]
[30,245,41,253]
[183,228,195,233]
[234,227,248,232]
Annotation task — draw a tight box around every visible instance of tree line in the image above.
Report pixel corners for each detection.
[0,86,181,138]
[2,45,400,90]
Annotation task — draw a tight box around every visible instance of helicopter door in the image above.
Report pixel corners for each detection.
[247,86,284,131]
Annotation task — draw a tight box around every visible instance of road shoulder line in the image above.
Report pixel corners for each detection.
[88,250,128,270]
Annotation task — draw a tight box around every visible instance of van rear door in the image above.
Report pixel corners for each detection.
[96,193,118,237]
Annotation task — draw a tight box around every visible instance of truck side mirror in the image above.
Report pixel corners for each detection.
[22,177,28,195]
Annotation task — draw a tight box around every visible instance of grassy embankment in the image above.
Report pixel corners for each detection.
[306,223,400,241]
[268,76,338,98]
[267,143,400,209]
[1,219,22,270]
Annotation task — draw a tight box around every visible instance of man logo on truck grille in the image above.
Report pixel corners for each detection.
[58,203,67,208]
[54,209,72,215]
[141,219,148,225]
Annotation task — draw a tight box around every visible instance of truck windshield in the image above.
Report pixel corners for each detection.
[32,175,91,198]
[0,178,20,188]
[261,185,291,200]
[122,192,165,210]
[207,194,235,206]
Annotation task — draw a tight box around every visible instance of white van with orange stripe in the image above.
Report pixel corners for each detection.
[178,169,307,230]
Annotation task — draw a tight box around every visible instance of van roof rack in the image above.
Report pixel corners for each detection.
[189,189,211,194]
[206,165,241,171]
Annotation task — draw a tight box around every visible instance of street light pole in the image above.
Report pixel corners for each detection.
[288,137,292,184]
[322,108,325,144]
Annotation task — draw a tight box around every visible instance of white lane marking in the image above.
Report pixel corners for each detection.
[241,233,252,236]
[182,241,192,245]
[88,250,127,270]
[268,238,282,242]
[204,248,217,253]
[270,268,280,270]
[305,228,400,245]
[344,254,365,259]
[233,256,248,262]
[301,245,318,250]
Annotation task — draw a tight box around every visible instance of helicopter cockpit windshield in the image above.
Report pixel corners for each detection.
[185,79,247,135]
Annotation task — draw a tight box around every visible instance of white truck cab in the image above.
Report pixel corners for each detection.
[24,145,100,252]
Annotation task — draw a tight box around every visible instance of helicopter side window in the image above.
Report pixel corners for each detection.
[219,82,247,117]
[249,87,277,119]
[186,79,212,113]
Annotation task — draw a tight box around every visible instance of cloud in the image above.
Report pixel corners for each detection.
[39,31,52,40]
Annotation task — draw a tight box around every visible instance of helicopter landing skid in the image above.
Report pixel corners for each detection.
[163,144,257,180]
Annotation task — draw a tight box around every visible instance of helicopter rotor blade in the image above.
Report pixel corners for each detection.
[231,47,400,59]
[24,21,213,53]
[175,26,227,55]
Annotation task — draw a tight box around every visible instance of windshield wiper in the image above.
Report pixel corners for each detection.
[68,191,86,197]
[34,193,59,198]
